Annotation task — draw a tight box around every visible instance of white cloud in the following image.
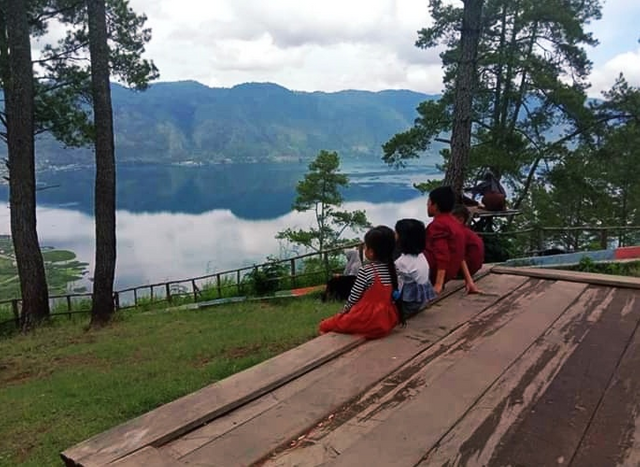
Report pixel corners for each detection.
[128,0,444,93]
[589,47,640,97]
[29,0,640,96]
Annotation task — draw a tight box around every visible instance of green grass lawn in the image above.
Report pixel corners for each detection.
[0,238,88,301]
[0,295,339,466]
[41,250,76,263]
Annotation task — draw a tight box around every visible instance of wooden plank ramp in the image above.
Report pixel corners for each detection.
[260,272,638,466]
[161,276,503,461]
[275,279,587,467]
[60,270,493,466]
[62,267,640,466]
[173,274,525,466]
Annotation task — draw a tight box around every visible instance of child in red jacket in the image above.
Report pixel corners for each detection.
[424,186,480,295]
[452,205,485,276]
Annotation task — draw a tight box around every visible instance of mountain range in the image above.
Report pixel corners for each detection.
[33,81,437,167]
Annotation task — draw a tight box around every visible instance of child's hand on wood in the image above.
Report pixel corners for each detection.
[465,281,481,294]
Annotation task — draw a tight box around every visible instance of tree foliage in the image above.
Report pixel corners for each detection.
[386,0,640,255]
[277,150,370,253]
[0,0,157,329]
[384,0,602,203]
[526,77,640,249]
[0,0,158,146]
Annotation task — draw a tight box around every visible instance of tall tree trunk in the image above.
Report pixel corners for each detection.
[444,0,484,199]
[87,0,116,326]
[4,0,51,329]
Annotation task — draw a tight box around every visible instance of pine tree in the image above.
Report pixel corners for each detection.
[277,150,370,253]
[2,0,50,328]
[384,0,601,205]
[87,0,116,326]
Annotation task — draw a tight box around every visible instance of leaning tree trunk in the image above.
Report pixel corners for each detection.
[444,0,484,200]
[87,0,117,326]
[4,0,51,329]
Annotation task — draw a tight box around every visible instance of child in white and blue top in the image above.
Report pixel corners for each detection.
[394,218,437,320]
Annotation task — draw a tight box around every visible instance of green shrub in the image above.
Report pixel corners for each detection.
[246,257,289,296]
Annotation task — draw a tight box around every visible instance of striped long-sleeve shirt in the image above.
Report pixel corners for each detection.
[343,261,393,313]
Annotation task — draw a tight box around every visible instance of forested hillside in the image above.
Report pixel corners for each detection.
[30,81,437,166]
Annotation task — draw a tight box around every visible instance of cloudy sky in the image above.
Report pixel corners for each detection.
[129,0,639,97]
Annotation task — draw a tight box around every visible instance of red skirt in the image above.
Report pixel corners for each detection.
[319,273,399,339]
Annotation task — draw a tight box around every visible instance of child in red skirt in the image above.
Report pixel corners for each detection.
[319,226,401,339]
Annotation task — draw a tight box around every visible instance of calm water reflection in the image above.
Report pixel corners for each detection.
[0,162,438,290]
[0,161,437,220]
[0,197,427,290]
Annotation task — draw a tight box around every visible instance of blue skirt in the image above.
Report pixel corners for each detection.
[401,282,437,317]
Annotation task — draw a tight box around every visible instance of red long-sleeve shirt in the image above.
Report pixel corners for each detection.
[464,227,484,276]
[424,213,466,284]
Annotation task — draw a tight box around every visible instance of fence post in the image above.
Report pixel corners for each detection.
[236,270,241,295]
[133,288,138,307]
[600,229,608,250]
[536,227,545,252]
[290,259,296,288]
[11,299,19,328]
[191,279,198,302]
[216,274,222,298]
[165,283,172,303]
[114,292,120,311]
[150,285,154,302]
[323,252,330,280]
[66,295,72,319]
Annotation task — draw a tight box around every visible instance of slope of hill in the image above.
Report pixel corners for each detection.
[34,81,437,166]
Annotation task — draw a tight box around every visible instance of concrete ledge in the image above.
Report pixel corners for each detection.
[61,332,364,466]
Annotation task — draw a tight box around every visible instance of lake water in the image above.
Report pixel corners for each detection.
[0,160,440,291]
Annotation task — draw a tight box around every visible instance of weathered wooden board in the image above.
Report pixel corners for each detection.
[109,447,185,467]
[416,286,618,466]
[178,329,435,466]
[61,332,363,466]
[569,292,640,467]
[407,274,528,337]
[161,340,377,459]
[493,265,640,289]
[162,277,506,460]
[486,287,640,466]
[469,207,521,218]
[60,270,491,466]
[176,275,525,466]
[324,280,587,467]
[260,278,540,467]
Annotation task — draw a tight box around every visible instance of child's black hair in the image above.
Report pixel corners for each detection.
[364,225,404,325]
[452,205,471,224]
[429,186,456,213]
[395,218,426,255]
